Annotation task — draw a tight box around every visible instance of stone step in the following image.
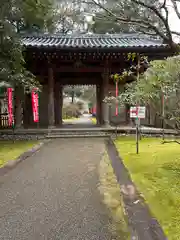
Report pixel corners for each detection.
[47,134,109,138]
[48,131,109,135]
[47,131,110,138]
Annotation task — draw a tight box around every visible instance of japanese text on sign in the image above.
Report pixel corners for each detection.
[130,106,146,119]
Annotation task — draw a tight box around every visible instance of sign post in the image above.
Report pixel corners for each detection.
[135,117,140,154]
[31,88,39,127]
[130,106,146,154]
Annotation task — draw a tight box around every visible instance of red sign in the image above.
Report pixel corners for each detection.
[7,88,13,126]
[31,89,39,122]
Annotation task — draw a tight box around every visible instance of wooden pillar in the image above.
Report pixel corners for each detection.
[96,84,101,126]
[54,83,63,126]
[102,73,110,126]
[23,93,29,128]
[59,85,63,125]
[99,84,104,125]
[14,86,24,128]
[48,67,55,128]
[23,93,34,128]
[39,84,49,127]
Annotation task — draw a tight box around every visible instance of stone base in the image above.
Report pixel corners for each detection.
[48,125,56,129]
[102,122,111,128]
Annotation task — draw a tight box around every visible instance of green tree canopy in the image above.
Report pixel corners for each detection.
[0,0,56,89]
[11,0,56,33]
[115,56,180,130]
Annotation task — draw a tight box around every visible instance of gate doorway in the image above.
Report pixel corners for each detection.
[62,85,97,128]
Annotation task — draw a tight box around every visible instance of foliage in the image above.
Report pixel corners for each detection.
[62,103,81,118]
[76,101,84,110]
[115,137,180,239]
[64,86,83,98]
[64,86,83,104]
[0,24,39,89]
[0,0,56,89]
[105,52,148,108]
[64,85,96,106]
[11,0,56,33]
[88,0,180,49]
[93,10,131,34]
[81,86,96,104]
[117,55,180,129]
[54,0,85,33]
[110,53,149,85]
[92,0,163,34]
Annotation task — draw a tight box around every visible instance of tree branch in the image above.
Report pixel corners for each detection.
[161,0,169,22]
[87,0,169,42]
[131,0,172,41]
[131,0,165,23]
[171,0,180,19]
[171,31,180,36]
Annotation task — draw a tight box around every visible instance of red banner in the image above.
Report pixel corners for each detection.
[7,88,13,126]
[93,106,96,114]
[115,81,118,116]
[31,88,39,123]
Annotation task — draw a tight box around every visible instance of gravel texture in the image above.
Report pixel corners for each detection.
[0,138,120,240]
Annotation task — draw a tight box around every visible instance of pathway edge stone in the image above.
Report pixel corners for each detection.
[0,139,50,176]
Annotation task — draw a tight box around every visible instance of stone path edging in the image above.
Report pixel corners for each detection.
[106,137,167,240]
[0,140,50,176]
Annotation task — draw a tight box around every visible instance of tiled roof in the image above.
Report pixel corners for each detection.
[22,33,167,49]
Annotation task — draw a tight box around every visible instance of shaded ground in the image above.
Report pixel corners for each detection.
[0,138,120,240]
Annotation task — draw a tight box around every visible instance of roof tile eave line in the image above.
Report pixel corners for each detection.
[21,34,167,48]
[108,38,120,47]
[22,41,168,51]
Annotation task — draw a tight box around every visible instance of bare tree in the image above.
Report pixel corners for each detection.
[85,0,180,49]
[54,0,86,33]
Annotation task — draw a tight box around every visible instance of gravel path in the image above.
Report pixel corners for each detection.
[0,139,120,240]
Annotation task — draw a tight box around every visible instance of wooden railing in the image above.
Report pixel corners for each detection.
[0,113,10,129]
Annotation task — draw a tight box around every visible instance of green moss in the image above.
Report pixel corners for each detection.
[63,117,78,121]
[91,117,97,124]
[115,137,180,239]
[0,140,38,168]
[98,152,129,239]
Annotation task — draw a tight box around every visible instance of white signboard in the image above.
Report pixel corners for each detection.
[130,106,146,119]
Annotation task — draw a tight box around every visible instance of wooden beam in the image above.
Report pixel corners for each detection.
[55,66,104,73]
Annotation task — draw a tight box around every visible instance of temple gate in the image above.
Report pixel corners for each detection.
[0,33,172,129]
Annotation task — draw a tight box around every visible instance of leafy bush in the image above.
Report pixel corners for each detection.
[62,104,81,119]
